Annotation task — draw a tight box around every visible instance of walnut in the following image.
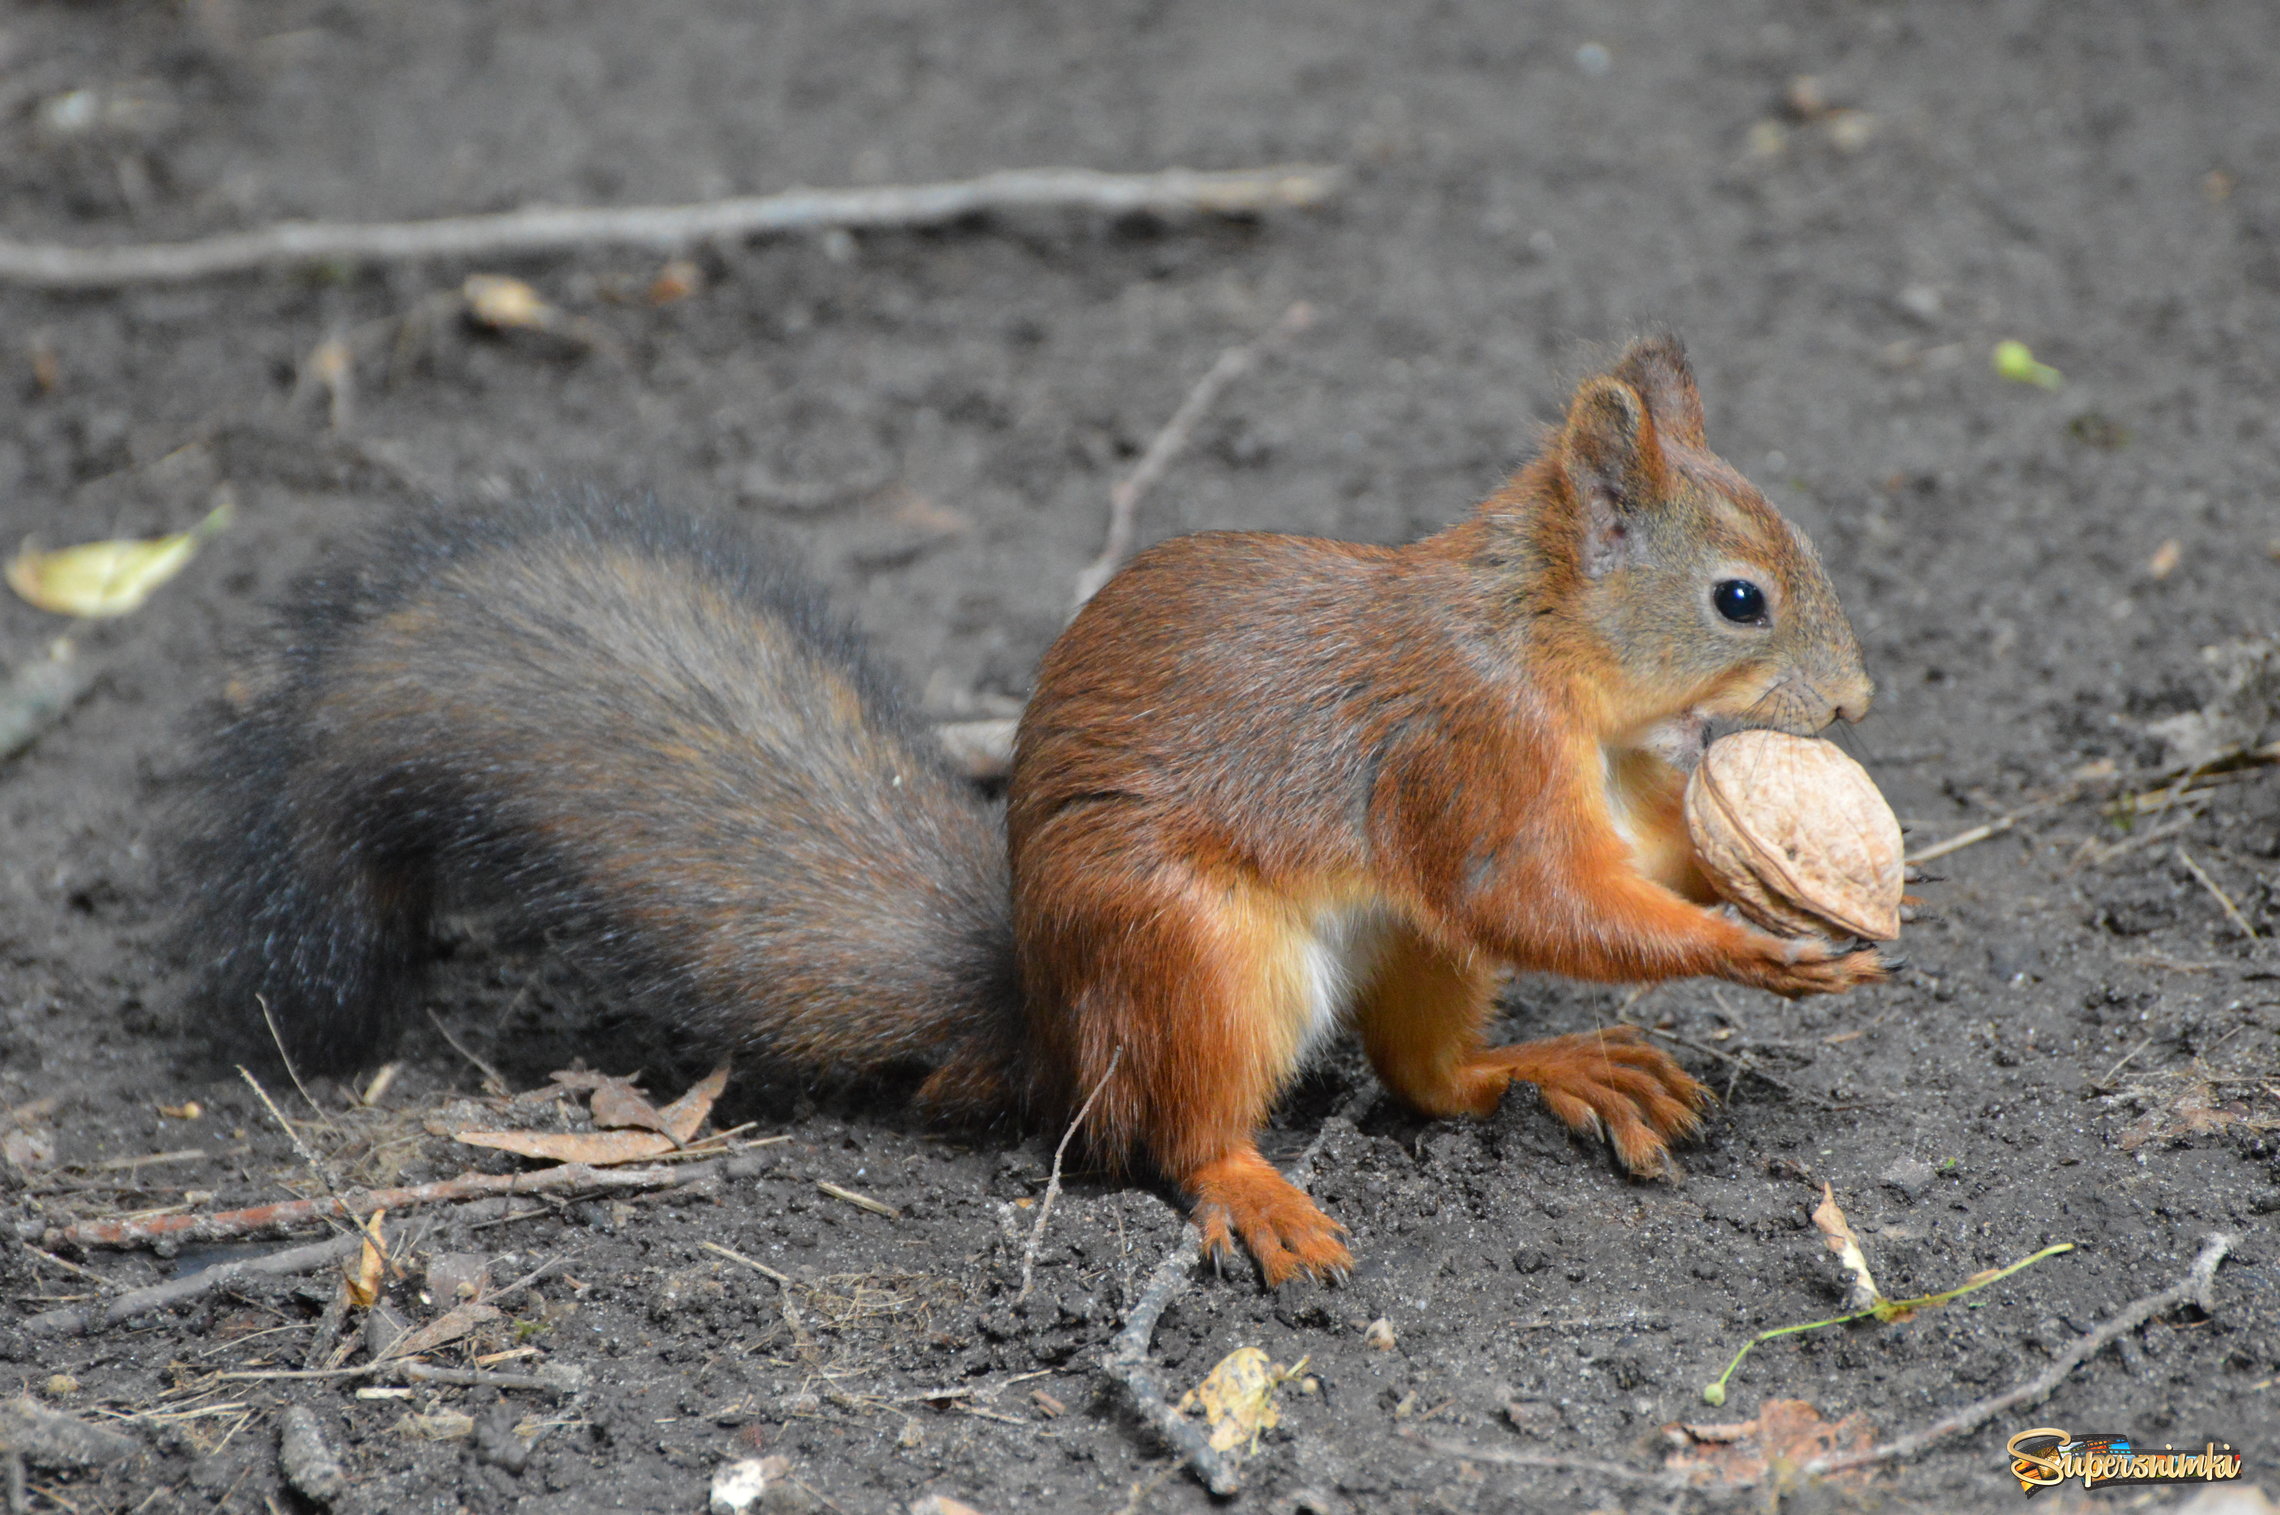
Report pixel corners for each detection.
[1684,730,1904,942]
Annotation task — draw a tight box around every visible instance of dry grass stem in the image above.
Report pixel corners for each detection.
[815,1181,899,1218]
[1799,1234,2234,1477]
[1073,302,1316,608]
[2175,846,2259,938]
[1016,1047,1121,1305]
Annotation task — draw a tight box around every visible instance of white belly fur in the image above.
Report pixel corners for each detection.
[1291,901,1398,1065]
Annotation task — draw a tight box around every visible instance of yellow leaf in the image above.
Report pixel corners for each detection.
[7,500,232,618]
[462,274,554,330]
[1176,1347,1309,1455]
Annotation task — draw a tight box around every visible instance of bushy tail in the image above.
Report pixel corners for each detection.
[174,491,1022,1115]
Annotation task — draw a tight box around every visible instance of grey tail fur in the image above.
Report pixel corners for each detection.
[175,490,1021,1117]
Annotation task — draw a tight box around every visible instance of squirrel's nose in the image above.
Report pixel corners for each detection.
[1830,674,1873,725]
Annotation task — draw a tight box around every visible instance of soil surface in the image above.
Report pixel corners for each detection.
[2,3,2277,1513]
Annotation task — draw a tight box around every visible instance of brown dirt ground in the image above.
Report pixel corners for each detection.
[1,3,2276,1512]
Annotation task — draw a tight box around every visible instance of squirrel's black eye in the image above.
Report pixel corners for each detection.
[1713,579,1768,625]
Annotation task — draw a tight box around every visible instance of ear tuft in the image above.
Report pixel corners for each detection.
[1562,376,1667,577]
[1611,334,1707,447]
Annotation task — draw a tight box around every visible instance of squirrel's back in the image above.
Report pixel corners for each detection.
[179,492,1019,1110]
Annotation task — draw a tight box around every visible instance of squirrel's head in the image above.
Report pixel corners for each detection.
[1522,336,1872,743]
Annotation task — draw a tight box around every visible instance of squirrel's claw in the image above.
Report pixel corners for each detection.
[1187,1155,1354,1289]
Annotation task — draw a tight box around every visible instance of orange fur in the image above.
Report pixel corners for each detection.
[1007,336,1882,1283]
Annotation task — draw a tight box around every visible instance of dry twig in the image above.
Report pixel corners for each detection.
[33,1156,733,1249]
[815,1180,899,1218]
[1103,1230,1231,1493]
[1101,1086,1374,1496]
[1409,1235,2236,1494]
[1016,1048,1121,1305]
[1072,302,1316,608]
[216,1361,584,1394]
[0,166,1344,290]
[1408,1435,1690,1493]
[24,1233,363,1336]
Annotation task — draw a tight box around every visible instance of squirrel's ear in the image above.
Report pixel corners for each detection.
[1610,334,1707,448]
[1560,376,1668,578]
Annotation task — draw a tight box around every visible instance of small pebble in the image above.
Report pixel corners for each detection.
[1881,1157,1936,1201]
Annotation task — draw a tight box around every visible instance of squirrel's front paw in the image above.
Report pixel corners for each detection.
[1735,934,1887,997]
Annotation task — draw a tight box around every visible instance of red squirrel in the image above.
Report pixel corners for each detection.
[179,335,1881,1285]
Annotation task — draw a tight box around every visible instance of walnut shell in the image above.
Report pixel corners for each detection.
[1683,730,1904,942]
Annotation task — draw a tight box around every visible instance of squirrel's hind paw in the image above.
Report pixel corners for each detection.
[1187,1151,1352,1288]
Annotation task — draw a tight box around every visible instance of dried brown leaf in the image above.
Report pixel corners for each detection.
[345,1211,386,1309]
[1809,1183,1882,1311]
[1662,1399,1876,1487]
[381,1301,501,1361]
[658,1062,731,1145]
[589,1077,670,1136]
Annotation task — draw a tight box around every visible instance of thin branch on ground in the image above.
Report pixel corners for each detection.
[1407,1435,1691,1493]
[699,1238,793,1287]
[0,165,1345,290]
[32,1156,732,1250]
[1101,1085,1376,1497]
[1799,1232,2235,1477]
[24,1233,364,1336]
[700,1239,821,1365]
[1103,1230,1232,1494]
[213,1361,584,1394]
[1407,1235,2235,1494]
[1017,1047,1122,1304]
[1072,301,1316,609]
